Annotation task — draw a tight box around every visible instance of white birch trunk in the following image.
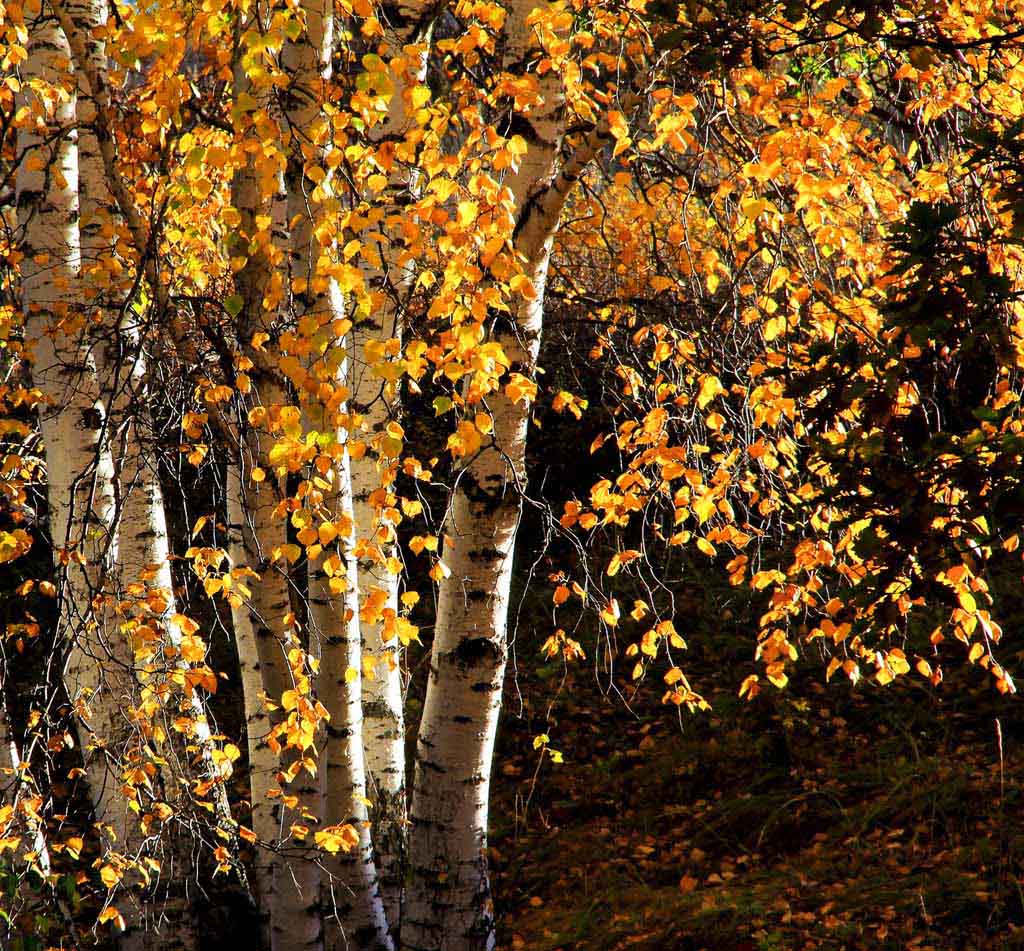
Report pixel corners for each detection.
[108,369,206,951]
[273,4,344,945]
[279,7,394,935]
[226,450,298,951]
[402,277,546,951]
[403,4,564,947]
[306,442,393,951]
[58,0,232,938]
[0,682,50,876]
[16,0,138,905]
[227,10,322,947]
[350,3,436,923]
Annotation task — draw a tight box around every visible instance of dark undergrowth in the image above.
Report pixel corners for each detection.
[490,648,1024,951]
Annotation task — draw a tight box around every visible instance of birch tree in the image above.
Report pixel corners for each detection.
[348,2,437,918]
[15,0,134,878]
[280,0,392,945]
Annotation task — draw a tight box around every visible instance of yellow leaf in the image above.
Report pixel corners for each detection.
[98,907,126,930]
[696,375,724,409]
[100,865,121,889]
[314,824,359,854]
[741,198,766,218]
[447,420,482,458]
[410,85,432,109]
[457,200,478,227]
[505,373,538,404]
[275,544,302,564]
[692,495,716,525]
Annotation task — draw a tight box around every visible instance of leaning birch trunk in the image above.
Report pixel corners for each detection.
[401,283,546,951]
[405,99,636,951]
[403,5,565,947]
[17,0,137,913]
[348,5,437,922]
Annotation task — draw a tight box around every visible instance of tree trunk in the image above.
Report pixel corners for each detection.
[226,446,300,951]
[277,1,408,943]
[402,281,545,951]
[403,4,564,945]
[350,4,437,924]
[55,0,234,939]
[16,0,140,926]
[227,10,326,948]
[0,676,50,876]
[306,444,393,951]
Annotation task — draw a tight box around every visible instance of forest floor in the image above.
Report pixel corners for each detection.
[489,645,1024,951]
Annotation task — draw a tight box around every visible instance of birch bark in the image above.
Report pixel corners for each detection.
[279,3,395,940]
[227,15,303,943]
[402,4,565,947]
[16,0,133,903]
[0,673,50,876]
[225,449,296,951]
[51,0,243,939]
[344,4,438,925]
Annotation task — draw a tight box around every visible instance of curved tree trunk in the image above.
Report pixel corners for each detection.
[402,279,546,951]
[402,4,564,947]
